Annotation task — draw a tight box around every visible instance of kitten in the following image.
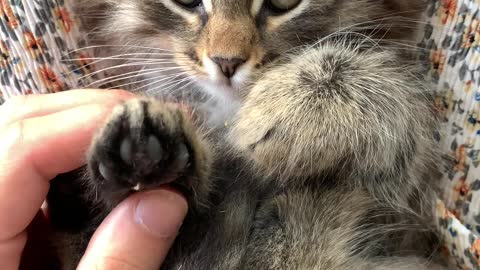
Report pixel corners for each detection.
[46,0,446,269]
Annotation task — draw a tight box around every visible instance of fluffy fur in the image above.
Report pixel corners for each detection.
[46,0,446,269]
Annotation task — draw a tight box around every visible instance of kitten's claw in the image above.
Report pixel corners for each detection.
[132,183,141,191]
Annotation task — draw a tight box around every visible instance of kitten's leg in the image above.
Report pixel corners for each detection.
[87,98,212,210]
[230,42,441,265]
[230,42,441,205]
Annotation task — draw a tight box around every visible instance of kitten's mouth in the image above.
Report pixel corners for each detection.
[193,73,245,101]
[216,77,237,89]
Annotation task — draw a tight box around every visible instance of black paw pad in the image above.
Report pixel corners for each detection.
[88,99,194,200]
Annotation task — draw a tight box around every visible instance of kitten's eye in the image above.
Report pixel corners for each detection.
[266,0,301,13]
[174,0,202,8]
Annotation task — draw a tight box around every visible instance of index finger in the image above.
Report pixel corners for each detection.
[0,89,134,128]
[0,103,118,270]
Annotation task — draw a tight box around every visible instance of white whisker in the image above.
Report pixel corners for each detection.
[86,66,184,87]
[132,71,191,93]
[76,61,183,82]
[111,70,189,91]
[65,44,179,55]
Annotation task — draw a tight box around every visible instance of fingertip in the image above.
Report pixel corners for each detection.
[134,189,188,239]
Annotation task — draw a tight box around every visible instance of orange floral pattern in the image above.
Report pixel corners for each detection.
[0,0,99,103]
[420,0,480,269]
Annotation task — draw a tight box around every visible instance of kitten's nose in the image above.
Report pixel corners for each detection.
[211,57,246,78]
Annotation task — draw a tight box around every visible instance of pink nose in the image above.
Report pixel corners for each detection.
[211,57,246,78]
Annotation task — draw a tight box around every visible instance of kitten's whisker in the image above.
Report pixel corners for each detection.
[151,75,192,93]
[159,75,194,93]
[145,74,194,95]
[85,63,181,82]
[109,70,189,90]
[65,44,178,55]
[63,57,181,78]
[63,51,179,68]
[86,66,184,87]
[76,61,183,81]
[312,15,434,51]
[65,56,175,62]
[132,71,191,93]
[64,51,189,62]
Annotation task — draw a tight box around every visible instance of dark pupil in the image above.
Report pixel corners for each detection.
[268,0,298,13]
[178,0,201,8]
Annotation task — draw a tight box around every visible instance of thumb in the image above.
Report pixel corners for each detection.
[77,188,188,270]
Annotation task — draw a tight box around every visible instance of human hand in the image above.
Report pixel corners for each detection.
[0,89,188,270]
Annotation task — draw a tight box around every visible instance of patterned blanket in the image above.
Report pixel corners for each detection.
[0,0,96,102]
[0,0,479,269]
[419,0,480,268]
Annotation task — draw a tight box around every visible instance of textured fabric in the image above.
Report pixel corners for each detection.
[419,0,480,268]
[1,0,480,269]
[0,0,97,103]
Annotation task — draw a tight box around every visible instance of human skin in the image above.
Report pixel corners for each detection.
[0,89,188,270]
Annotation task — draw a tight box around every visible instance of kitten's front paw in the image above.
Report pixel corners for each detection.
[87,98,209,207]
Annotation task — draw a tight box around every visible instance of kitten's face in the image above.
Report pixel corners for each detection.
[78,0,423,101]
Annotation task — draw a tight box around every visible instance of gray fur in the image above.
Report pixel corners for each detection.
[46,0,447,269]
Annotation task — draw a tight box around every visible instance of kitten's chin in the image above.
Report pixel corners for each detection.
[198,77,244,101]
[194,78,243,127]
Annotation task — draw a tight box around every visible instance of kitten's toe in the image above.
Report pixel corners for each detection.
[120,138,133,165]
[173,143,190,171]
[147,135,163,162]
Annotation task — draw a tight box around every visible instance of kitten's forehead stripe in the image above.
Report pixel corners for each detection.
[210,0,253,16]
